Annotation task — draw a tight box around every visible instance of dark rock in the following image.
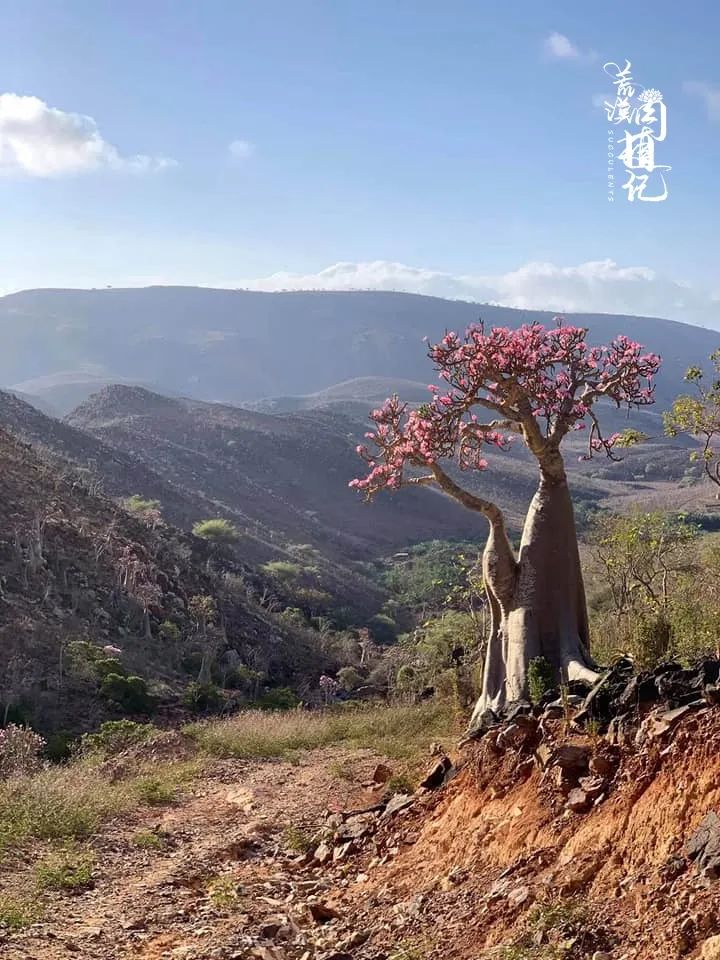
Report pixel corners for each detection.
[307,901,341,924]
[659,855,687,881]
[685,811,720,878]
[381,794,414,818]
[463,708,500,741]
[552,744,590,773]
[589,751,619,778]
[504,699,533,721]
[419,754,452,790]
[496,716,539,753]
[705,684,720,707]
[372,763,392,784]
[616,674,661,711]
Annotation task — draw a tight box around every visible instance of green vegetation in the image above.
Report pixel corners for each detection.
[0,892,43,930]
[587,511,720,667]
[132,829,169,850]
[35,843,95,891]
[283,824,314,853]
[207,874,242,909]
[99,673,152,712]
[182,681,223,713]
[124,494,161,516]
[81,719,157,757]
[192,518,239,544]
[527,657,554,705]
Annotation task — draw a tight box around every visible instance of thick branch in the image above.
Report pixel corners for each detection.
[428,463,503,522]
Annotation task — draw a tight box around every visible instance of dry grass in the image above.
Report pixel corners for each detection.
[0,759,200,859]
[185,701,457,763]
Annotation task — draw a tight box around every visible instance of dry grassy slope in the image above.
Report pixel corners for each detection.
[0,425,300,733]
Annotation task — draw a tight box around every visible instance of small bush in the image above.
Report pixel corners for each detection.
[81,720,157,758]
[35,844,95,891]
[207,874,241,909]
[0,724,46,777]
[527,657,554,705]
[192,518,239,544]
[99,674,151,712]
[0,893,43,929]
[132,829,169,851]
[182,681,223,714]
[257,687,300,711]
[132,776,177,806]
[283,824,314,853]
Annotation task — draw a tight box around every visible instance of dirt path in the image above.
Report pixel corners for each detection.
[3,748,392,960]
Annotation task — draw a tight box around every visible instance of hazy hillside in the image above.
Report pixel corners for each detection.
[65,384,493,551]
[1,287,717,411]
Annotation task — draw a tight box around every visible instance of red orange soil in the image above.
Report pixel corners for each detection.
[4,713,720,960]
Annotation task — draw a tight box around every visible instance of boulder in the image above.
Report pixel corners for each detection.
[313,841,332,865]
[566,788,591,813]
[685,811,720,879]
[419,755,452,790]
[371,763,392,784]
[381,793,414,818]
[578,775,607,801]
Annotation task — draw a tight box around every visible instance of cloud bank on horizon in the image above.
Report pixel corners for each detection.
[245,259,720,329]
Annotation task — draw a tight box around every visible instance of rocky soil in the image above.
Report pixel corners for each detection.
[5,694,720,960]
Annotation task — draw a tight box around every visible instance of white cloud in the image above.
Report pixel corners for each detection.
[228,139,254,160]
[244,259,720,328]
[544,32,581,60]
[684,81,720,121]
[0,93,176,177]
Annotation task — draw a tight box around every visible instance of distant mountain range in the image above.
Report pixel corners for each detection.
[1,287,718,413]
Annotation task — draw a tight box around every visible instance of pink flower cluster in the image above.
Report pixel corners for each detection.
[351,319,661,497]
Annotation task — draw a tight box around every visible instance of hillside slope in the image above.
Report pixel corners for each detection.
[1,287,716,409]
[0,424,328,735]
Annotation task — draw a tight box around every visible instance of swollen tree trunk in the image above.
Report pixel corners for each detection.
[466,465,600,737]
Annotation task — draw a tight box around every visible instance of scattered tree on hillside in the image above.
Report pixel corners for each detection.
[352,319,660,733]
[664,350,720,492]
[124,495,162,529]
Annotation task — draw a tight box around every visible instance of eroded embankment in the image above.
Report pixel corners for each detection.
[328,709,720,960]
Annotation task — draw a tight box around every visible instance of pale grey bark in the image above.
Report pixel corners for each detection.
[466,471,600,736]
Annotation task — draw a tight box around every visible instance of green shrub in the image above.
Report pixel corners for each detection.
[182,682,223,714]
[125,495,160,514]
[35,844,95,891]
[132,776,176,806]
[81,720,157,758]
[99,674,151,712]
[257,687,300,711]
[527,657,554,705]
[94,657,127,680]
[0,893,43,929]
[132,829,169,850]
[192,518,239,544]
[337,666,365,692]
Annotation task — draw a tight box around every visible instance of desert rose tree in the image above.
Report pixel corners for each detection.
[351,321,661,735]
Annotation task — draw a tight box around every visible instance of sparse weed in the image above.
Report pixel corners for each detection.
[35,843,95,891]
[0,892,43,929]
[283,824,314,853]
[386,772,416,795]
[132,829,169,851]
[207,873,241,909]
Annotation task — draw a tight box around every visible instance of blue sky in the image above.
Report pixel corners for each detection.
[1,0,718,325]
